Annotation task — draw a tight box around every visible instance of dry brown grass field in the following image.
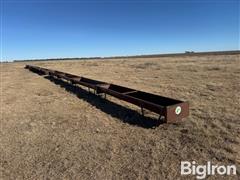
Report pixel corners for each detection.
[1,54,239,179]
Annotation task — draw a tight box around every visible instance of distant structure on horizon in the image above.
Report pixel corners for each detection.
[185,51,195,54]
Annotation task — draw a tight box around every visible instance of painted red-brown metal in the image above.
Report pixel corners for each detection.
[25,65,189,123]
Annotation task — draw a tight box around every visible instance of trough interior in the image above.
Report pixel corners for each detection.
[126,91,182,106]
[108,84,135,93]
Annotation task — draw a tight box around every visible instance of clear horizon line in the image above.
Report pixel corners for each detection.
[2,49,240,62]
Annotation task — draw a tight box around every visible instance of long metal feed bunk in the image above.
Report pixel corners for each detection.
[25,65,189,123]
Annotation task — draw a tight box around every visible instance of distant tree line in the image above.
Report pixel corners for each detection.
[4,50,240,63]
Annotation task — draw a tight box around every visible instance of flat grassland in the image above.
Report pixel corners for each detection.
[1,54,239,179]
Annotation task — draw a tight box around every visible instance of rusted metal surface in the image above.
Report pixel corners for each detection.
[25,65,189,123]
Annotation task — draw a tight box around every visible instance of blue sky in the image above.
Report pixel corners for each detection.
[1,0,239,61]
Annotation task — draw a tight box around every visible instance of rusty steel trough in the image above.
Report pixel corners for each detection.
[25,65,189,123]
